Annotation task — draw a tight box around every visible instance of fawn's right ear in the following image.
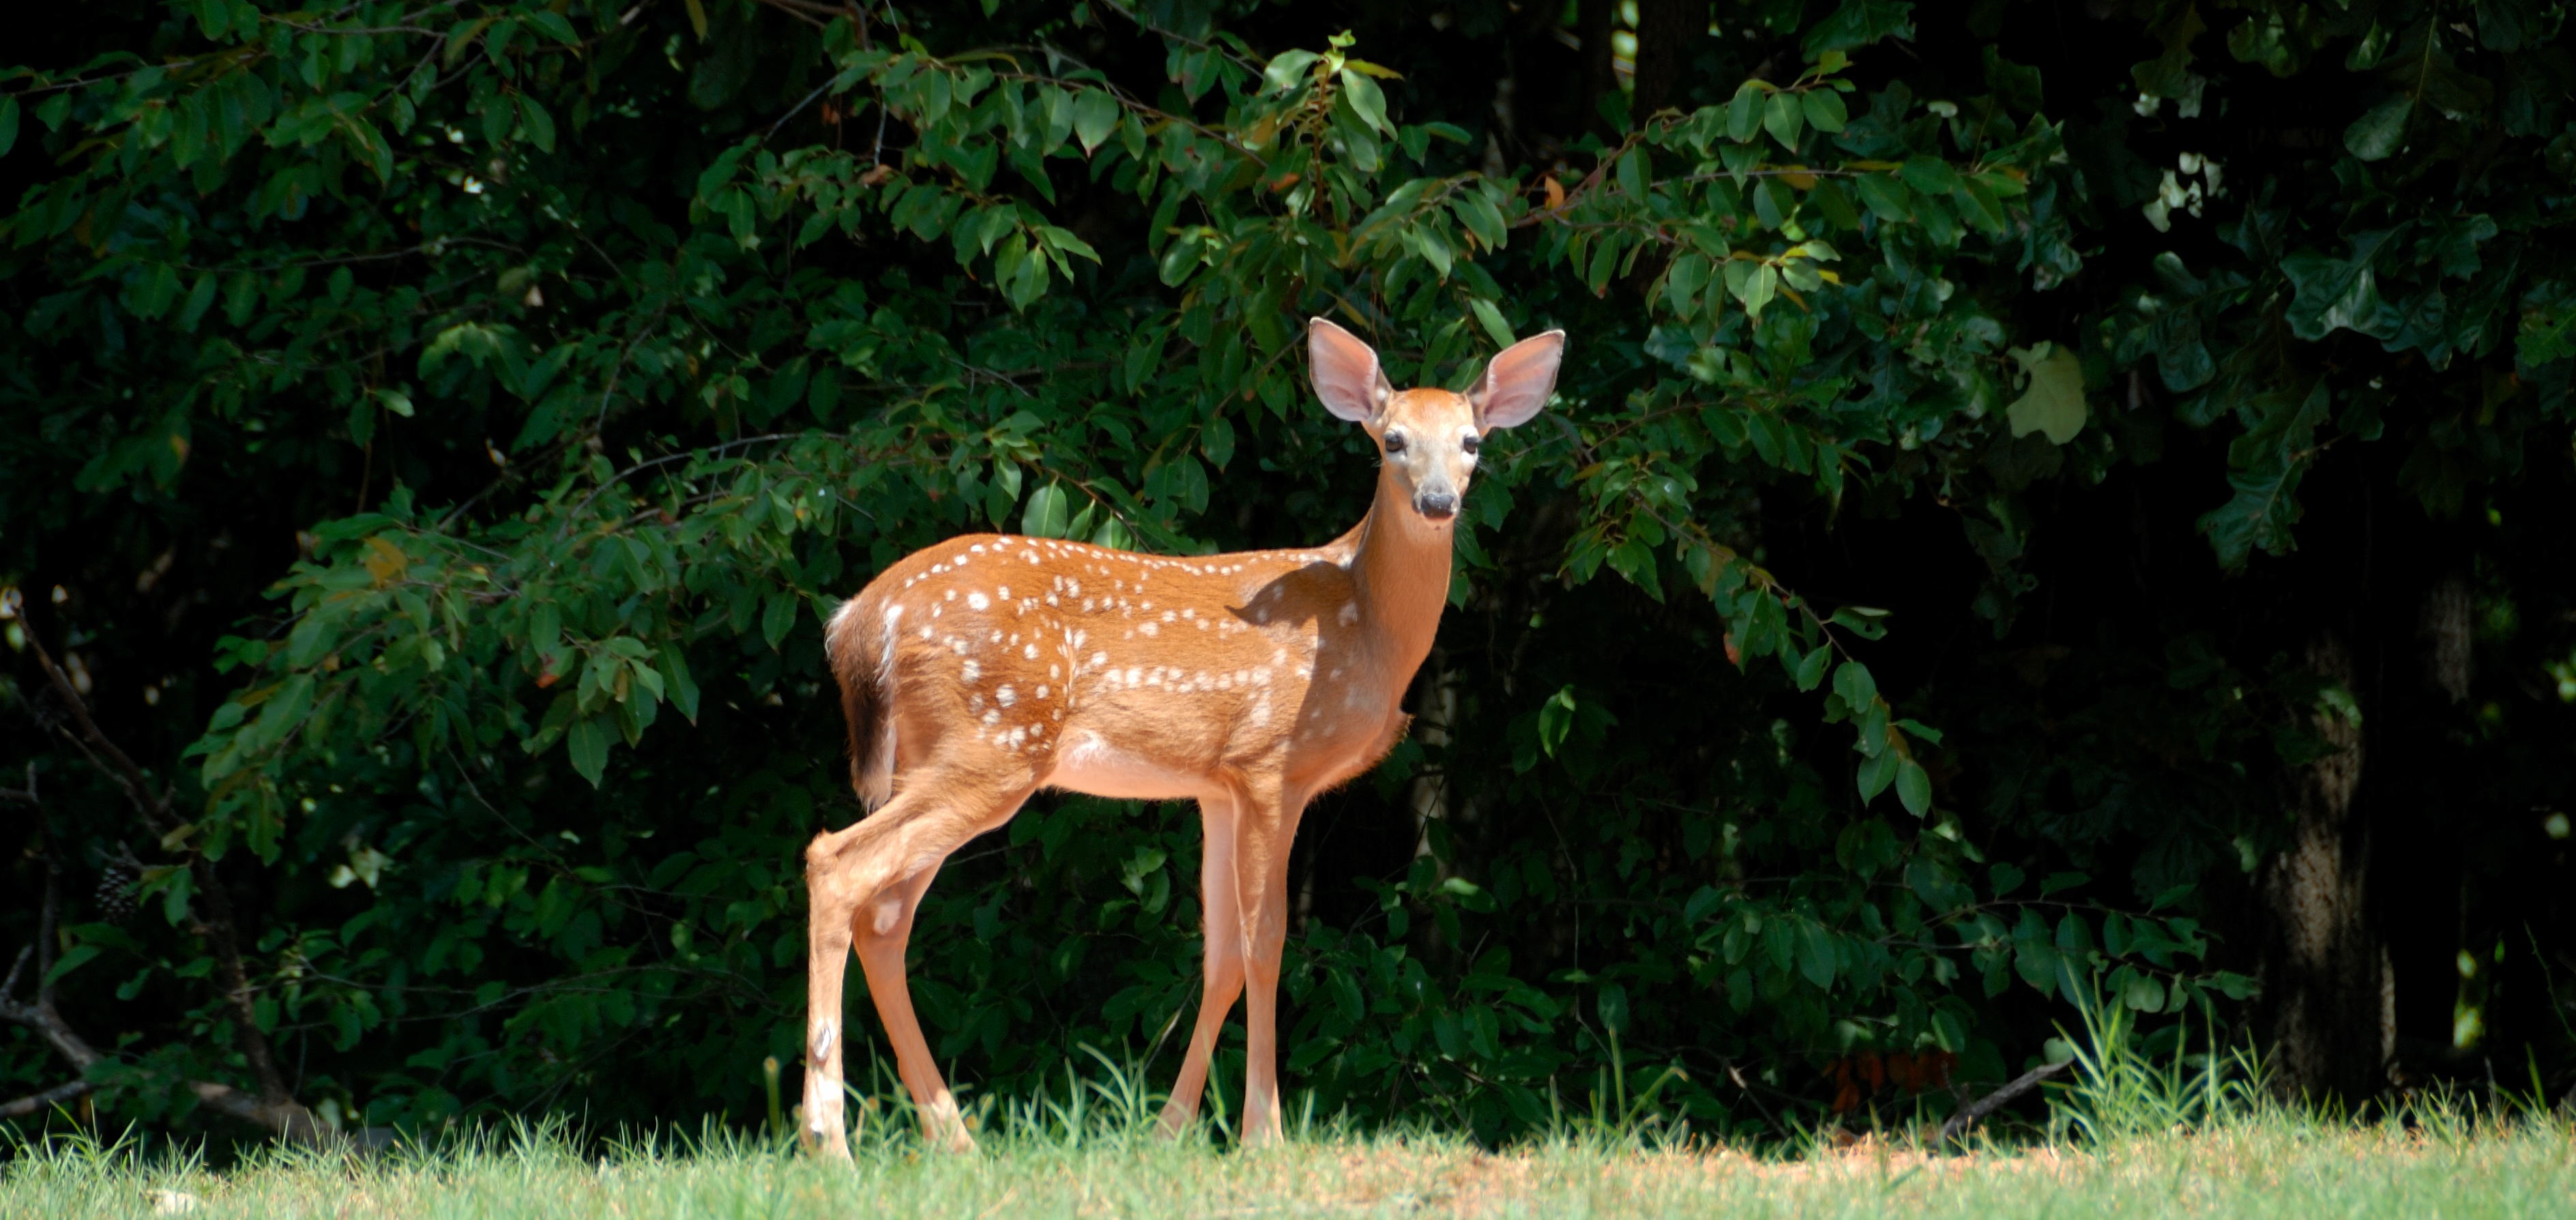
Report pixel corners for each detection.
[1308,317,1392,424]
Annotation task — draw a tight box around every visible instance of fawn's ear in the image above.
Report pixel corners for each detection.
[1469,330,1566,430]
[1309,317,1393,424]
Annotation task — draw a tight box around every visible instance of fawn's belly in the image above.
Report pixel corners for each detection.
[1041,729,1211,800]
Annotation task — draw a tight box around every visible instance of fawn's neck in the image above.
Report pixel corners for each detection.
[1341,473,1454,678]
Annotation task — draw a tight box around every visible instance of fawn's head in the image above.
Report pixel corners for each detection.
[1308,317,1566,526]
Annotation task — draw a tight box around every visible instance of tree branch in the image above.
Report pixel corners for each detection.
[7,622,320,1139]
[23,628,177,835]
[1937,1059,2070,1144]
[1,906,106,1073]
[2,918,323,1138]
[0,1079,96,1120]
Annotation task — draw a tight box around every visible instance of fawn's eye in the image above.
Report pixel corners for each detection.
[1461,433,1482,456]
[1382,431,1407,454]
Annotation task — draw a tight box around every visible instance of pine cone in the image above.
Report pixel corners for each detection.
[95,860,138,925]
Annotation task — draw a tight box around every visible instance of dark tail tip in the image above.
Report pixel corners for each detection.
[826,602,892,809]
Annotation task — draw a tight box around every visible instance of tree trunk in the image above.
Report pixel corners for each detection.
[1629,0,1700,124]
[2261,633,2389,1105]
[1577,0,1619,139]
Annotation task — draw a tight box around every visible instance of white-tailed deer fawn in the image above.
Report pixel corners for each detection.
[802,318,1566,1154]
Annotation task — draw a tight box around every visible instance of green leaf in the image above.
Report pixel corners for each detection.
[2004,343,2087,444]
[1617,145,1650,199]
[1803,0,1916,57]
[2343,93,2412,161]
[1596,982,1630,1033]
[1262,49,1321,93]
[2040,871,2091,896]
[1071,89,1118,154]
[1340,70,1391,135]
[1800,89,1847,134]
[1740,263,1778,320]
[1725,85,1763,143]
[1831,660,1877,710]
[761,591,798,649]
[515,96,556,153]
[1797,922,1836,989]
[1899,156,1959,195]
[1021,482,1072,538]
[1453,190,1508,250]
[42,944,101,988]
[659,645,700,722]
[567,716,610,786]
[1664,252,1711,318]
[0,96,18,158]
[682,0,709,40]
[1894,759,1932,817]
[445,16,496,65]
[2013,913,2060,997]
[1856,749,1897,801]
[527,10,581,46]
[2280,229,2403,340]
[1792,644,1831,692]
[1855,172,1910,222]
[1468,298,1514,349]
[2122,968,2167,1013]
[2197,383,2330,567]
[1761,90,1805,150]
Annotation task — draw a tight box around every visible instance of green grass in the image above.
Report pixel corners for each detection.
[10,1101,2576,1218]
[10,1023,2575,1219]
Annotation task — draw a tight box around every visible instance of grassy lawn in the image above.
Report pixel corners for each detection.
[10,1107,2575,1219]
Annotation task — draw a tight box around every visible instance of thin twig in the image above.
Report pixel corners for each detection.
[23,629,176,833]
[767,76,842,142]
[559,431,815,532]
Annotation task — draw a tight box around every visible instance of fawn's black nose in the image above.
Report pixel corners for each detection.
[1415,490,1459,519]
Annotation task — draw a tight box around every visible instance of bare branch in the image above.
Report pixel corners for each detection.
[1938,1059,2070,1144]
[0,941,323,1139]
[0,1080,95,1120]
[0,960,105,1073]
[8,615,319,1137]
[188,1081,324,1138]
[21,626,177,834]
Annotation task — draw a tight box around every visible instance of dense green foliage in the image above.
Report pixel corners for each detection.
[5,0,2575,1145]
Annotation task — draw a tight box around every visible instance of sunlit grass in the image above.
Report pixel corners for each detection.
[10,1030,2576,1219]
[11,1092,2576,1219]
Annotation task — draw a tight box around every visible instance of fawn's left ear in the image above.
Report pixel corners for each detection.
[1469,330,1566,430]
